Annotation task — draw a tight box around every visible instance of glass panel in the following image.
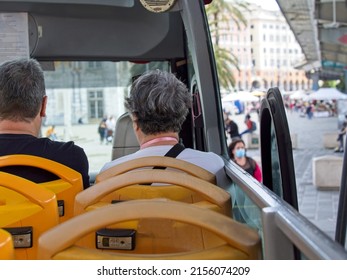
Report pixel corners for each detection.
[270,121,283,198]
[97,100,104,118]
[229,182,264,258]
[42,61,169,173]
[97,91,103,98]
[89,102,96,118]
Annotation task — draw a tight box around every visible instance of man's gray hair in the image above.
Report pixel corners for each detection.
[125,69,192,135]
[0,58,46,122]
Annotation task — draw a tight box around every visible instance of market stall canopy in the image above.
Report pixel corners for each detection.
[289,90,309,100]
[305,87,347,101]
[222,91,259,102]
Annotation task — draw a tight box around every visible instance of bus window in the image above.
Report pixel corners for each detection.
[41,61,170,173]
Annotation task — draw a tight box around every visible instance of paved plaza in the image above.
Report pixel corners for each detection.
[286,112,342,239]
[243,111,343,239]
[49,110,344,239]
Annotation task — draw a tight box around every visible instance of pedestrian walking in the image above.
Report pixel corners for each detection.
[98,117,107,144]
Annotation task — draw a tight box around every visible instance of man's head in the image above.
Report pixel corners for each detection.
[0,58,46,122]
[125,69,192,135]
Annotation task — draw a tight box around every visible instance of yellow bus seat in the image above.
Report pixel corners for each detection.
[0,229,14,260]
[0,172,59,259]
[75,169,232,216]
[95,156,216,184]
[79,199,223,245]
[38,200,261,260]
[0,155,83,223]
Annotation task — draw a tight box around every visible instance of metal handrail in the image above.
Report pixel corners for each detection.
[224,159,347,259]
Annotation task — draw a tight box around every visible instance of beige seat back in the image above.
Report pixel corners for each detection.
[75,169,231,216]
[38,200,261,260]
[96,156,216,184]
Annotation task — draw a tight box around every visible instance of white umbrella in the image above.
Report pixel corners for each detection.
[222,91,259,102]
[305,88,347,101]
[289,90,308,100]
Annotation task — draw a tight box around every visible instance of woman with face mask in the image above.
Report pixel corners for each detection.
[228,138,262,183]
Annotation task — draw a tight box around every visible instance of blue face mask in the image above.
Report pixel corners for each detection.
[235,148,246,158]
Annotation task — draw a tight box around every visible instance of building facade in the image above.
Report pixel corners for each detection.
[43,61,129,125]
[218,3,312,92]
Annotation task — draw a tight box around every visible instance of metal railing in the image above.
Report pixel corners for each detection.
[224,159,347,260]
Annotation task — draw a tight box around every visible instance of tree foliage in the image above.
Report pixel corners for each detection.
[206,0,249,90]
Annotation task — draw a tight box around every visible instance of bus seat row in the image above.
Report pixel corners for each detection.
[78,168,229,215]
[38,199,261,260]
[0,153,261,260]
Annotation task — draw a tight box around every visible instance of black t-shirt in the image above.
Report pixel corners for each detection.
[0,134,90,189]
[226,120,240,138]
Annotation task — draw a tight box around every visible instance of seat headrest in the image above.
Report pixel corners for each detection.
[112,112,139,160]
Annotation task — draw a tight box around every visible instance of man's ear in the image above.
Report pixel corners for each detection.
[131,118,142,145]
[132,119,140,132]
[40,96,48,117]
[131,114,139,131]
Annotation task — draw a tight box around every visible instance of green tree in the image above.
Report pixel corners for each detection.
[206,0,249,90]
[322,79,346,92]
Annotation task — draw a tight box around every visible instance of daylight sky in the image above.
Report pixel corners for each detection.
[239,0,280,10]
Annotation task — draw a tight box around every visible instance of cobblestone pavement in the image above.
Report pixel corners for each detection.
[50,110,344,239]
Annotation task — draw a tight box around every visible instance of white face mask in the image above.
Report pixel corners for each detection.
[235,148,246,158]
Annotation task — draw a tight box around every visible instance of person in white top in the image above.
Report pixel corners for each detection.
[105,115,116,144]
[100,70,229,188]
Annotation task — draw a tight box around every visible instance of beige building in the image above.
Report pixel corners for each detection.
[219,3,312,92]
